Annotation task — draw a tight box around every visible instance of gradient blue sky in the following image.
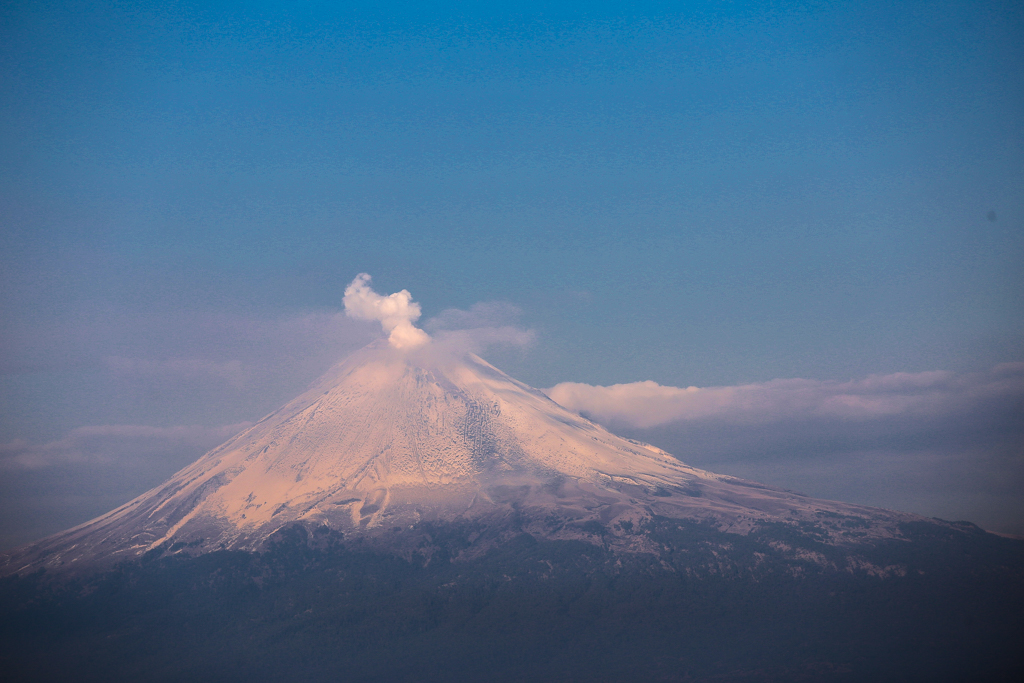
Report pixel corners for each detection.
[1,1,1022,546]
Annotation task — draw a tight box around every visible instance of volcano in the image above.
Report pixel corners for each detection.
[3,341,1023,682]
[2,341,945,576]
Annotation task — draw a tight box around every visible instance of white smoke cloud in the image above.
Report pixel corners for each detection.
[424,301,536,354]
[343,273,431,350]
[426,302,524,331]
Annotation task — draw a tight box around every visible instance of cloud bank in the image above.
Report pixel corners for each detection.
[343,273,431,349]
[0,422,253,551]
[0,423,253,471]
[547,363,1024,535]
[547,363,1024,429]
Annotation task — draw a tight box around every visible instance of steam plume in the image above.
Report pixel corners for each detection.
[343,273,431,349]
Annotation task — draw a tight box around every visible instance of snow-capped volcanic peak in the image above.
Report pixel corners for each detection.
[134,342,701,542]
[5,341,922,575]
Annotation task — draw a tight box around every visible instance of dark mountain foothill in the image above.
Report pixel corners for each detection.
[2,343,1022,681]
[2,517,1022,682]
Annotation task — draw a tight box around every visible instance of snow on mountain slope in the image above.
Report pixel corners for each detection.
[3,341,923,575]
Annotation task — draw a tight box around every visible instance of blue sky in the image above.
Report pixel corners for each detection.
[1,1,1022,546]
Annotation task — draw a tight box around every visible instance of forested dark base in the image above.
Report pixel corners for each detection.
[2,519,1022,683]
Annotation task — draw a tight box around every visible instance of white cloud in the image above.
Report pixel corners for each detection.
[0,423,252,471]
[0,306,377,379]
[547,363,1024,534]
[105,357,248,387]
[546,363,1024,429]
[343,273,431,349]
